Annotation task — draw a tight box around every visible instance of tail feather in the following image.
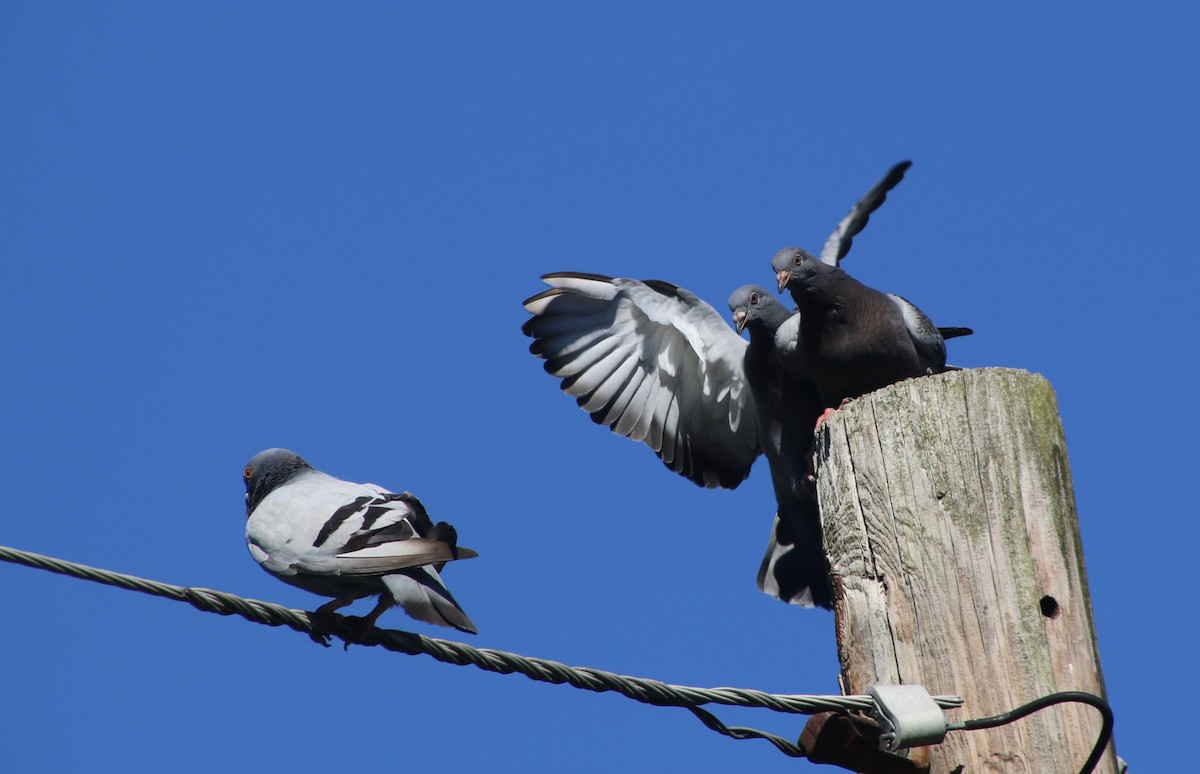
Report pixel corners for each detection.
[383,566,478,634]
[756,510,832,609]
[938,326,974,340]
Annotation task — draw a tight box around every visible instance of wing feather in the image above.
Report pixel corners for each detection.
[599,365,647,428]
[820,160,912,266]
[579,352,638,413]
[888,293,948,372]
[523,272,759,489]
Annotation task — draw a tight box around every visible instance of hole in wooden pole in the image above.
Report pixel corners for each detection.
[1039,595,1060,619]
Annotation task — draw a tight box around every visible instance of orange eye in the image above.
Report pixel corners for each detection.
[243,466,253,480]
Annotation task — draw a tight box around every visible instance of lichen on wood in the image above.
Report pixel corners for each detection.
[814,367,1117,773]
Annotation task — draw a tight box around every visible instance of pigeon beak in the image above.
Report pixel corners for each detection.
[776,270,791,293]
[733,310,748,334]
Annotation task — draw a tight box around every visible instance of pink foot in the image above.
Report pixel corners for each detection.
[814,399,854,431]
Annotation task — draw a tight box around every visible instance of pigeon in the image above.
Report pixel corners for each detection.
[243,448,478,635]
[520,161,914,488]
[521,162,918,608]
[770,246,971,407]
[728,285,830,607]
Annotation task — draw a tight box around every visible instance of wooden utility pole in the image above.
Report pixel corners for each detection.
[813,368,1117,773]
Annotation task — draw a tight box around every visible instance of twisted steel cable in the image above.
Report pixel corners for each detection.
[0,544,964,757]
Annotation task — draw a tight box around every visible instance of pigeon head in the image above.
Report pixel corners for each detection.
[727,284,779,335]
[243,448,314,516]
[770,247,823,293]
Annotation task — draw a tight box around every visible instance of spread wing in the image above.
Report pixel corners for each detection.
[523,272,760,489]
[821,160,912,266]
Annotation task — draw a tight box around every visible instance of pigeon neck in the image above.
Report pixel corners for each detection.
[791,262,845,311]
[750,302,791,336]
[248,461,314,514]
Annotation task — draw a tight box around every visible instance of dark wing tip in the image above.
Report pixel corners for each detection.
[826,160,914,265]
[521,286,562,308]
[396,491,436,535]
[641,279,684,299]
[541,270,615,283]
[937,326,974,340]
[523,272,617,308]
[873,160,913,194]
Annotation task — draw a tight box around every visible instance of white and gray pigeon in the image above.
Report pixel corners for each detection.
[519,162,917,608]
[770,247,972,408]
[243,448,478,634]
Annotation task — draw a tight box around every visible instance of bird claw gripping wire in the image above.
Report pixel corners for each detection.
[305,611,382,650]
[305,610,336,647]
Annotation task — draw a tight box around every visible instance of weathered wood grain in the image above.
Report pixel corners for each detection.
[814,368,1116,773]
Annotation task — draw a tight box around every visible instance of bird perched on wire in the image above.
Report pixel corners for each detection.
[243,448,478,635]
[520,161,919,608]
[770,247,972,409]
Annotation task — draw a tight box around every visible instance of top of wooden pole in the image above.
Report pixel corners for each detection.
[813,367,1117,773]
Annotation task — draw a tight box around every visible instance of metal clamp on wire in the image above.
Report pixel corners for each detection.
[867,685,948,752]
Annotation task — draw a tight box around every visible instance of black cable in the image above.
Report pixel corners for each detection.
[683,706,806,758]
[956,691,1112,774]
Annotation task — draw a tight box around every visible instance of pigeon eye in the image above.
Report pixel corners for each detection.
[244,466,253,480]
[793,255,802,267]
[750,293,760,304]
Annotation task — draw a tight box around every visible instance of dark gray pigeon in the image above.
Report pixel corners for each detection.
[728,285,830,607]
[771,247,971,407]
[244,448,478,634]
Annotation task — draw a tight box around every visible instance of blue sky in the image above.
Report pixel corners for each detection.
[2,3,1194,771]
